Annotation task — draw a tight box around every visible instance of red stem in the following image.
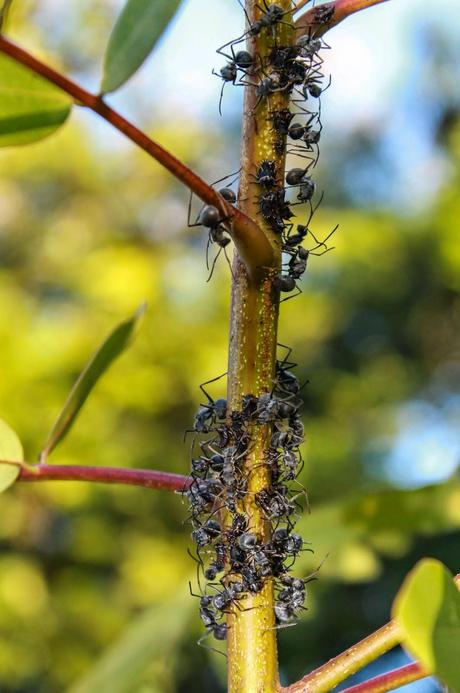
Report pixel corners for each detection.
[18,463,191,492]
[0,35,275,274]
[341,662,427,693]
[295,0,390,37]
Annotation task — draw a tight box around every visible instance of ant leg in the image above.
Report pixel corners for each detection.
[187,554,204,593]
[207,246,222,282]
[216,33,246,59]
[218,80,226,117]
[276,343,297,370]
[188,579,204,600]
[280,285,302,303]
[223,244,235,280]
[197,632,227,658]
[309,224,339,255]
[210,168,242,189]
[199,372,228,404]
[263,622,298,633]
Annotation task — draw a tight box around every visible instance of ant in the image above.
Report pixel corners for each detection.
[213,46,254,115]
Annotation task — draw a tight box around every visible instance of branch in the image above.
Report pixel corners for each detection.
[295,0,390,38]
[341,662,428,693]
[284,621,400,692]
[18,462,191,492]
[0,35,276,274]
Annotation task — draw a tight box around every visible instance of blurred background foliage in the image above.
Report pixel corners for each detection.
[0,0,459,691]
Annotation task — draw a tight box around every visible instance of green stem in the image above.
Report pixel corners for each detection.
[284,621,401,692]
[225,2,294,691]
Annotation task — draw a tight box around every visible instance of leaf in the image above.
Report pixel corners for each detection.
[41,304,146,460]
[69,593,193,693]
[392,558,460,690]
[0,52,72,147]
[0,417,23,492]
[0,0,15,30]
[101,0,182,94]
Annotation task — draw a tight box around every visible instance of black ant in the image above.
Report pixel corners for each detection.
[213,47,254,115]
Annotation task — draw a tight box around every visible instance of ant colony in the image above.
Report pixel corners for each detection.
[185,1,337,650]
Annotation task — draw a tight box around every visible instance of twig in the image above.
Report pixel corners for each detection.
[295,0,390,37]
[18,463,191,492]
[340,662,428,692]
[283,621,400,692]
[0,35,276,274]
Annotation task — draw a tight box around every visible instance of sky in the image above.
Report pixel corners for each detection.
[66,0,460,214]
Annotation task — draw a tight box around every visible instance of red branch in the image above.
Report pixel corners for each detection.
[18,463,191,492]
[0,35,276,274]
[341,662,428,692]
[295,0,390,37]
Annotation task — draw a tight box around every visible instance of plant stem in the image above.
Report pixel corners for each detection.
[0,35,274,274]
[295,0,390,37]
[340,662,428,693]
[18,463,191,492]
[284,621,401,692]
[225,3,293,691]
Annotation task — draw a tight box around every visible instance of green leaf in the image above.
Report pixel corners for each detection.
[101,0,182,94]
[41,304,146,460]
[0,52,72,147]
[69,593,193,693]
[392,558,460,690]
[0,417,23,492]
[0,0,15,30]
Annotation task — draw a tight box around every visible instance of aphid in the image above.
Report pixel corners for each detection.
[255,160,277,188]
[311,4,335,26]
[271,108,294,136]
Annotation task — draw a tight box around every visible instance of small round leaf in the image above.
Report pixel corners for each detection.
[393,558,460,690]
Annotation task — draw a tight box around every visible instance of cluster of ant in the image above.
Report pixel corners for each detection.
[186,349,314,647]
[190,1,337,288]
[186,1,335,648]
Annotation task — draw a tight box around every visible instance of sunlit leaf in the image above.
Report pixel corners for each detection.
[0,52,72,147]
[69,593,193,693]
[0,0,15,30]
[101,0,182,94]
[41,304,146,460]
[393,558,460,690]
[0,417,23,492]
